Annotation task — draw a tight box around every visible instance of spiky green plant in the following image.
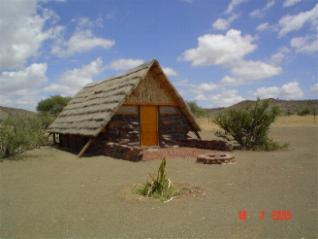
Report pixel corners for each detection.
[137,158,178,201]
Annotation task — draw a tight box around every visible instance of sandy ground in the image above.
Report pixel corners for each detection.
[0,125,317,238]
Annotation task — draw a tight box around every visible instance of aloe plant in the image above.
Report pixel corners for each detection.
[137,158,177,201]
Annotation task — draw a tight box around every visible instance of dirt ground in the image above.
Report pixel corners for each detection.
[0,125,317,238]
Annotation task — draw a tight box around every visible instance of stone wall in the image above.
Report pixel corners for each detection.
[159,110,192,147]
[99,114,140,146]
[96,142,143,161]
[89,113,140,155]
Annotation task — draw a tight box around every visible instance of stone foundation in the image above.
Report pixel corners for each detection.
[102,142,143,161]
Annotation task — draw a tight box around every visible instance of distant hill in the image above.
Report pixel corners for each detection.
[206,99,318,116]
[0,106,35,121]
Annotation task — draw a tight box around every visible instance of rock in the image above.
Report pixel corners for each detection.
[197,153,235,165]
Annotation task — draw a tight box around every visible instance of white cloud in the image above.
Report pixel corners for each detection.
[51,29,115,57]
[226,0,247,14]
[250,9,263,18]
[311,83,318,93]
[256,22,270,31]
[278,3,318,36]
[230,60,282,81]
[162,67,178,77]
[220,75,237,84]
[265,0,276,9]
[270,47,290,65]
[181,29,281,84]
[283,0,302,8]
[0,0,58,69]
[0,63,47,93]
[196,89,245,107]
[212,14,239,30]
[254,81,304,99]
[250,0,276,18]
[44,58,104,95]
[109,58,145,71]
[290,35,318,54]
[0,63,48,109]
[181,29,256,66]
[196,82,218,92]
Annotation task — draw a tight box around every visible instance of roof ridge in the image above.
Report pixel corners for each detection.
[84,59,156,88]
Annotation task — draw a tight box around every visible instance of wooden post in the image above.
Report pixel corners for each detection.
[194,131,201,140]
[78,138,94,158]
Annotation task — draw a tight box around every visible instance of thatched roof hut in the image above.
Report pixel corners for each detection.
[48,59,201,158]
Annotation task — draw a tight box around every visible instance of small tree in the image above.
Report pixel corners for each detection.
[187,101,207,117]
[214,99,284,150]
[37,95,71,116]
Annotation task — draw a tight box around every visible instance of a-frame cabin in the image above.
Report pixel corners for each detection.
[48,59,201,158]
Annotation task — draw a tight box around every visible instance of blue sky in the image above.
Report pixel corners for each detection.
[0,0,317,110]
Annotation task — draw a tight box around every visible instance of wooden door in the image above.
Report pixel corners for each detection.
[140,106,158,146]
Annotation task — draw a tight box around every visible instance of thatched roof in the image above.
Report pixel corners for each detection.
[48,59,200,136]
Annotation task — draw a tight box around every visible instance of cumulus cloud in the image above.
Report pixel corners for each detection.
[311,83,318,93]
[51,28,115,57]
[44,58,104,95]
[181,29,281,84]
[0,63,47,93]
[0,63,48,109]
[290,35,318,54]
[162,67,178,77]
[230,60,282,82]
[283,0,302,8]
[0,0,58,69]
[212,14,239,30]
[226,0,247,14]
[253,81,304,99]
[181,29,256,66]
[109,58,145,71]
[278,3,318,36]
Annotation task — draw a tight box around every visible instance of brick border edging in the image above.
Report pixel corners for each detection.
[101,139,231,161]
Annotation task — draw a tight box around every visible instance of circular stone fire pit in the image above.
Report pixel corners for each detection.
[197,153,235,165]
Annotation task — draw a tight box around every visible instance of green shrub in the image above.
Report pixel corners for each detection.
[137,158,178,201]
[298,108,311,116]
[0,115,48,158]
[187,101,207,118]
[214,99,286,151]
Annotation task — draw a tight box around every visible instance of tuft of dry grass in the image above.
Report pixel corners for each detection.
[197,115,318,131]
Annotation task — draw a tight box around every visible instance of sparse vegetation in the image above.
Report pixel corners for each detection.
[0,115,49,158]
[187,101,207,117]
[298,108,311,116]
[214,99,287,150]
[136,158,178,201]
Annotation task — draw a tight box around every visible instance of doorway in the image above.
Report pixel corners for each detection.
[140,106,158,146]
